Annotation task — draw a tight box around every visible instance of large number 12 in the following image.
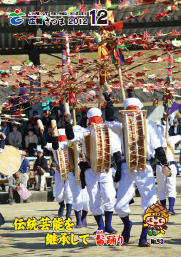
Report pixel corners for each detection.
[89,9,108,26]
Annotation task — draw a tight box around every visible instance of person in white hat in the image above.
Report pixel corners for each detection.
[18,150,29,188]
[33,146,49,192]
[103,92,171,247]
[156,124,181,215]
[64,107,122,234]
[39,127,73,220]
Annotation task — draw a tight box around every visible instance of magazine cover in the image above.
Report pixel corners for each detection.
[0,0,181,257]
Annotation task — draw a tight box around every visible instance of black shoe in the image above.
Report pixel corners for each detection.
[129,198,135,205]
[138,242,151,247]
[23,199,30,203]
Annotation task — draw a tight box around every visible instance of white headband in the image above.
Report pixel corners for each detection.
[123,98,143,109]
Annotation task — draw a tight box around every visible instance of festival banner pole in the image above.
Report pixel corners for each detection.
[97,0,115,109]
[65,33,73,76]
[104,0,125,101]
[97,0,113,109]
[64,33,76,125]
[63,34,70,119]
[165,101,169,157]
[72,105,77,126]
[98,64,103,109]
[118,64,126,101]
[62,49,67,78]
[165,52,174,156]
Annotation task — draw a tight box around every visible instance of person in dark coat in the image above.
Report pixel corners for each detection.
[32,147,49,191]
[0,132,6,191]
[41,111,52,131]
[1,122,10,145]
[169,118,181,136]
[19,150,30,188]
[43,126,53,156]
[80,111,88,128]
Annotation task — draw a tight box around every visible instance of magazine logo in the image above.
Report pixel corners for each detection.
[9,9,26,26]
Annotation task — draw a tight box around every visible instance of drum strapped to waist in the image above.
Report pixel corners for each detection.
[119,110,147,172]
[68,142,85,184]
[56,149,69,180]
[37,166,46,175]
[84,123,111,174]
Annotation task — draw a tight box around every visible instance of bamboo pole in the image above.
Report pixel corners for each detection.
[98,85,103,109]
[118,66,126,102]
[72,105,77,126]
[165,102,169,157]
[165,52,173,157]
[98,67,103,109]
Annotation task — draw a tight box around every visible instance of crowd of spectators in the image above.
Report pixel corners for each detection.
[161,111,181,137]
[0,109,88,155]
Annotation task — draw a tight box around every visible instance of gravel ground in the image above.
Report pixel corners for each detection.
[0,197,181,257]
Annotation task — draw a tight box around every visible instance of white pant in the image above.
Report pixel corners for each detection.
[21,173,29,188]
[68,172,89,212]
[55,171,72,204]
[156,164,177,199]
[85,168,116,216]
[115,163,157,218]
[35,173,49,190]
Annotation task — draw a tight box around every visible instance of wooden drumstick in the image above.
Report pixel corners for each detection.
[103,81,112,92]
[64,102,70,114]
[51,120,58,137]
[37,119,44,134]
[162,165,171,177]
[72,105,77,126]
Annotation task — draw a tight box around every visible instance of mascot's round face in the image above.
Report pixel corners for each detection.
[146,216,166,226]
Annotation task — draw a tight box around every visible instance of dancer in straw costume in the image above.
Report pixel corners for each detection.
[64,107,123,234]
[38,120,72,219]
[103,92,171,246]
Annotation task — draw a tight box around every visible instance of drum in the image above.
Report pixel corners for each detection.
[73,141,85,183]
[67,142,85,184]
[86,123,111,174]
[56,149,69,180]
[119,110,147,172]
[0,145,21,176]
